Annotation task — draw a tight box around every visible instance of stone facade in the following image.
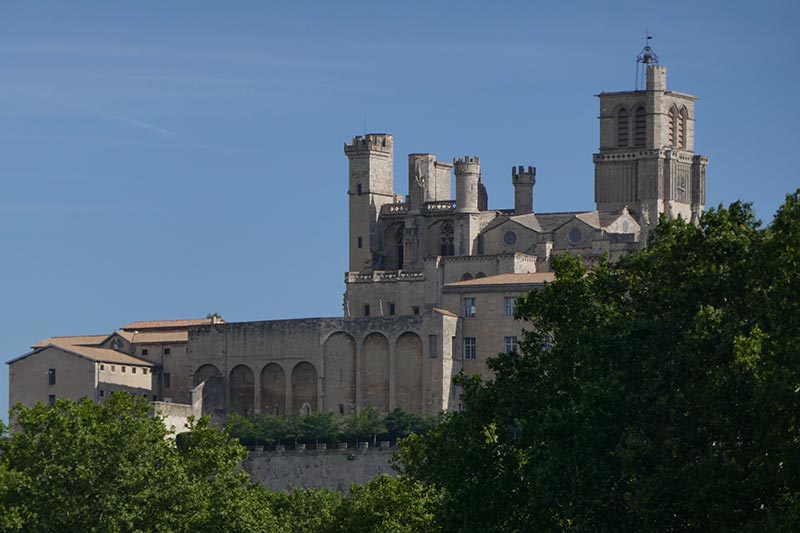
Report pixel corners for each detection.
[8,61,707,421]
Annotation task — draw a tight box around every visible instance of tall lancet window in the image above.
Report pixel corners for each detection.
[440,221,454,256]
[634,106,647,147]
[678,108,687,148]
[617,108,629,147]
[668,107,676,146]
[395,227,404,269]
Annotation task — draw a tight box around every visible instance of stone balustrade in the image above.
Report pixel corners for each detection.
[345,270,425,283]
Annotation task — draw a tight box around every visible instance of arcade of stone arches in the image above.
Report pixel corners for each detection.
[192,330,425,418]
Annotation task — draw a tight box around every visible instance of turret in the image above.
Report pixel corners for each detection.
[454,156,480,214]
[344,133,395,272]
[512,165,536,214]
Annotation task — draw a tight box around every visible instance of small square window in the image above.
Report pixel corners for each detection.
[504,297,516,317]
[164,347,171,355]
[48,395,56,405]
[152,395,158,401]
[99,389,105,398]
[142,393,148,399]
[142,348,149,356]
[412,306,420,315]
[505,336,518,354]
[429,335,437,358]
[100,364,105,371]
[357,237,363,249]
[132,367,137,374]
[111,365,116,372]
[48,368,56,385]
[389,303,396,316]
[143,368,148,375]
[464,297,476,317]
[464,337,476,360]
[121,366,126,373]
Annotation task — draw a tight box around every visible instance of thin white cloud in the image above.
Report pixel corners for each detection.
[69,100,178,138]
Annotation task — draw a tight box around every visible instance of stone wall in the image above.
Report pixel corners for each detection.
[244,447,396,493]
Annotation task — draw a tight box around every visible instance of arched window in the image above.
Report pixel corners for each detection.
[440,222,454,256]
[395,227,404,269]
[461,273,473,281]
[475,272,486,279]
[617,108,629,147]
[678,108,687,148]
[634,106,646,147]
[668,107,676,147]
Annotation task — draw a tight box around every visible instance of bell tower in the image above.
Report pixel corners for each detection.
[594,40,708,228]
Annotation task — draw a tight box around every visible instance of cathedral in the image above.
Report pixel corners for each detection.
[8,57,707,422]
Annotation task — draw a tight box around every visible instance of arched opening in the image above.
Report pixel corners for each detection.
[194,364,223,418]
[363,332,390,412]
[396,332,423,413]
[668,107,676,146]
[229,365,255,417]
[634,106,646,147]
[679,107,687,148]
[440,221,454,256]
[323,332,356,414]
[461,273,473,281]
[260,363,286,416]
[617,107,629,147]
[291,362,317,415]
[475,272,486,279]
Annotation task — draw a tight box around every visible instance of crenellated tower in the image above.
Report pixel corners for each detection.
[593,46,708,228]
[512,165,536,214]
[344,134,395,272]
[454,156,480,214]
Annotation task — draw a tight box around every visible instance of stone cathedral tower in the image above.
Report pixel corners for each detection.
[593,50,708,229]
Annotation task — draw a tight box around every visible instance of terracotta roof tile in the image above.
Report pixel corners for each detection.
[32,334,108,349]
[121,318,222,330]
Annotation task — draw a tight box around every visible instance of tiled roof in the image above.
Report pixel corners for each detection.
[123,330,189,344]
[444,272,555,288]
[121,318,221,330]
[32,334,107,349]
[10,343,155,367]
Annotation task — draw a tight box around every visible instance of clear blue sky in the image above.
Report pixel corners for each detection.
[2,1,798,422]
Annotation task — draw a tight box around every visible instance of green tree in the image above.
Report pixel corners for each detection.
[0,393,281,532]
[330,475,440,533]
[296,411,339,446]
[399,192,800,531]
[341,406,385,445]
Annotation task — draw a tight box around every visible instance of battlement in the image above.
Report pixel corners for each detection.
[453,156,480,173]
[344,133,393,156]
[512,165,536,182]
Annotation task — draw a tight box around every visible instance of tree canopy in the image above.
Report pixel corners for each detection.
[399,192,800,531]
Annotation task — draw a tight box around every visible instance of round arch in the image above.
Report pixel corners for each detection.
[396,332,423,413]
[229,364,255,417]
[323,332,356,414]
[291,361,318,415]
[260,363,285,417]
[363,332,390,412]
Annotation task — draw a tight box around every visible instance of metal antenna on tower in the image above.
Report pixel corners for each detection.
[635,31,659,90]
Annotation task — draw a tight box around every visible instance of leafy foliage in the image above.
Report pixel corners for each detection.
[399,192,800,531]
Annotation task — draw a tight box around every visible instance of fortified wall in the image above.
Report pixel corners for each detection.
[244,446,396,493]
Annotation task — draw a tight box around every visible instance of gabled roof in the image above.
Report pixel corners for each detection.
[8,343,156,367]
[32,334,107,349]
[120,318,222,330]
